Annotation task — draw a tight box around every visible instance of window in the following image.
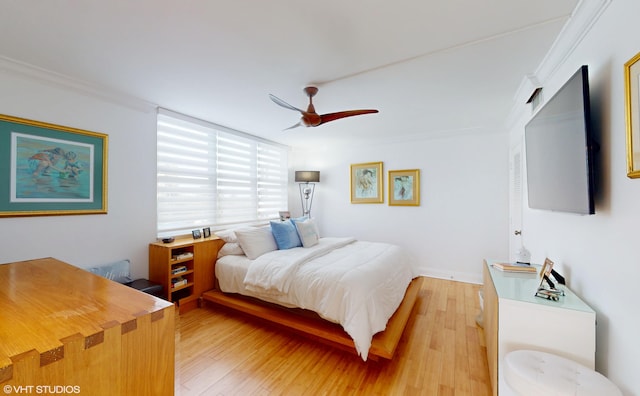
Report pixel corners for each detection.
[157,108,288,237]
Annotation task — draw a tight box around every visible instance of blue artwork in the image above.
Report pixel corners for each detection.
[393,175,414,201]
[11,132,93,202]
[355,168,378,198]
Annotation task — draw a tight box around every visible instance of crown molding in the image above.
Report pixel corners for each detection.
[534,0,611,83]
[0,56,157,113]
[507,0,612,129]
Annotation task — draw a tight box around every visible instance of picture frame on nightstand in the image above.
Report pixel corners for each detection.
[279,211,291,221]
[536,258,564,300]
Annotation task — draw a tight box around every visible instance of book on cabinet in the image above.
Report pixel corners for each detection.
[492,262,537,273]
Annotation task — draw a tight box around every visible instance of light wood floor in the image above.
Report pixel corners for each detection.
[176,277,492,395]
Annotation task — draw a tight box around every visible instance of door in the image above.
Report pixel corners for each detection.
[509,143,523,261]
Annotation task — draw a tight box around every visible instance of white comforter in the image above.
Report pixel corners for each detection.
[240,237,414,360]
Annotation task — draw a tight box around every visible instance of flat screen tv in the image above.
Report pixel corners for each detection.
[524,65,596,215]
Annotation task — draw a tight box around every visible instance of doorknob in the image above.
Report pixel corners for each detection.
[514,230,522,235]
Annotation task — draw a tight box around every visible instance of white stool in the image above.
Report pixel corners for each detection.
[504,350,622,396]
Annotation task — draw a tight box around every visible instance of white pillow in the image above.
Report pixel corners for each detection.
[234,226,278,260]
[294,218,320,248]
[217,242,245,258]
[215,229,238,243]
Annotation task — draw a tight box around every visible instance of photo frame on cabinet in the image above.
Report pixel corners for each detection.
[539,257,554,282]
[192,229,202,239]
[388,169,420,206]
[202,227,211,238]
[625,51,640,178]
[535,257,564,301]
[0,114,108,217]
[279,211,291,221]
[350,162,383,203]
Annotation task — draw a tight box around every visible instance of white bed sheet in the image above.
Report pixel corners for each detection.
[215,237,414,360]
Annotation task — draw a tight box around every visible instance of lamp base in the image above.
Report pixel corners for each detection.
[298,182,315,217]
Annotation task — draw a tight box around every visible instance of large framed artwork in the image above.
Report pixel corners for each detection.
[388,169,420,206]
[625,51,640,178]
[0,114,108,217]
[350,162,383,203]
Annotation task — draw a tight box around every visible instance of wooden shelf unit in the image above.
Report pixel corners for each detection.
[149,236,224,313]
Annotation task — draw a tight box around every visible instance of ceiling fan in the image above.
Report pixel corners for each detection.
[269,86,378,130]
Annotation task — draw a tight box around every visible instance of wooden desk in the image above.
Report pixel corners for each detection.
[0,258,175,395]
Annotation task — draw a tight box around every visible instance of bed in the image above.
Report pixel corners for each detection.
[200,220,419,361]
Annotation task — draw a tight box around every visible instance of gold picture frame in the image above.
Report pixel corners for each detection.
[388,169,420,206]
[0,114,108,217]
[625,51,640,178]
[540,257,554,281]
[350,162,383,203]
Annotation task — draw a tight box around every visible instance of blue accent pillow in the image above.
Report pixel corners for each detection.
[270,220,302,250]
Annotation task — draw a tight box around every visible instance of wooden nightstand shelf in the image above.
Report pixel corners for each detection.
[149,236,224,313]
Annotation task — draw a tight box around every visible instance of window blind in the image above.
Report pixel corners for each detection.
[157,109,288,237]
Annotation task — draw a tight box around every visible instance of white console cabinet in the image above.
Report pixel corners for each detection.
[482,259,595,395]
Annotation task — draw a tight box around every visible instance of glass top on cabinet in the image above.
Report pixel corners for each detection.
[485,259,594,314]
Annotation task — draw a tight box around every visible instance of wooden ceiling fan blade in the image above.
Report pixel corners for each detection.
[271,87,377,129]
[319,109,379,125]
[269,94,304,113]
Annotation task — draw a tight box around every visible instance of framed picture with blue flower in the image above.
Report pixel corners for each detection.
[0,114,108,217]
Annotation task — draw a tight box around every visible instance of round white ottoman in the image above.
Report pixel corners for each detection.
[504,350,622,396]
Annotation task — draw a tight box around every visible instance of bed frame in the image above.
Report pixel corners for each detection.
[200,276,423,361]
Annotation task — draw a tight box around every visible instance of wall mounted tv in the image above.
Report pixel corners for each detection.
[524,65,596,215]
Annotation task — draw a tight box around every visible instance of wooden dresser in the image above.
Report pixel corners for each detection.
[0,258,175,395]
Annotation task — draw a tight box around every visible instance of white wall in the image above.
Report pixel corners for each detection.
[290,129,510,283]
[0,65,158,279]
[510,0,640,393]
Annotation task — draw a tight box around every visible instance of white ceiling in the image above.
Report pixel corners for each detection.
[0,1,578,148]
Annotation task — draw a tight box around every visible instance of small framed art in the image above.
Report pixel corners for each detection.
[279,211,291,221]
[202,227,211,238]
[350,162,383,203]
[192,229,201,239]
[388,169,420,206]
[540,257,554,281]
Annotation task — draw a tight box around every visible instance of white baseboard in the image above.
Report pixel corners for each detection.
[416,267,483,285]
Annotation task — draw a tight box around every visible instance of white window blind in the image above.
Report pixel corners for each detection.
[157,109,288,237]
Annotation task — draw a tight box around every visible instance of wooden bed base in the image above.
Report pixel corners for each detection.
[200,276,423,361]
